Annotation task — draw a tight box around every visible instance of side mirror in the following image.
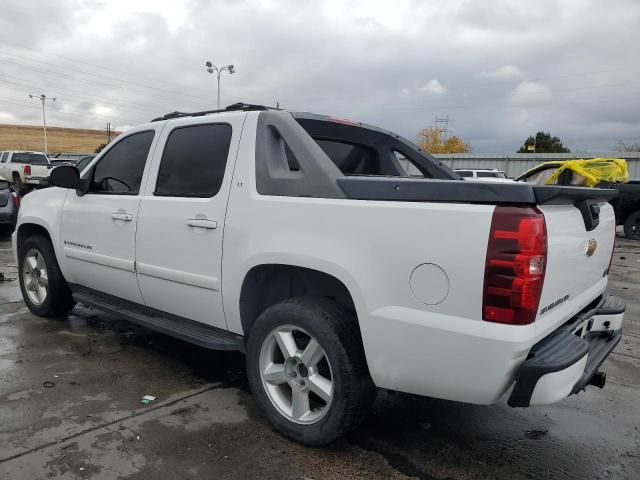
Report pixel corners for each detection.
[49,165,80,189]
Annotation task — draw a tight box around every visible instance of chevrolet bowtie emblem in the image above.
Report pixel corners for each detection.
[585,239,597,257]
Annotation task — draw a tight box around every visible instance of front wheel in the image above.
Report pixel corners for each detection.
[624,211,640,240]
[18,235,75,316]
[246,297,375,445]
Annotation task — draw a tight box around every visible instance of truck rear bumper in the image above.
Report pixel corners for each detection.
[508,295,624,407]
[25,177,48,186]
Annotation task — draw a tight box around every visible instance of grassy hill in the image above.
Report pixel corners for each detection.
[0,124,120,153]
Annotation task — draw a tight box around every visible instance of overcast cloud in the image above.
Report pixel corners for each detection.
[0,0,639,152]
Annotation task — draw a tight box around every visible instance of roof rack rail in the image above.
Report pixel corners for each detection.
[151,102,275,122]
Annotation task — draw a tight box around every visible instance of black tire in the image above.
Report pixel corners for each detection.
[0,225,14,238]
[246,297,375,446]
[624,211,640,240]
[12,174,24,196]
[18,235,75,317]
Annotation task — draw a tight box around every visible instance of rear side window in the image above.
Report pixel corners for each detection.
[155,124,232,197]
[12,153,48,164]
[477,171,498,178]
[90,131,154,194]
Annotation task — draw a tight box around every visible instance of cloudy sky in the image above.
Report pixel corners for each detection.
[0,0,639,152]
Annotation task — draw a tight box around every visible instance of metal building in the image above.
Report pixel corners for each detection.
[399,152,640,179]
[429,152,640,179]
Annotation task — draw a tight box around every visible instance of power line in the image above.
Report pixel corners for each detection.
[0,96,144,125]
[0,57,210,109]
[0,41,235,98]
[0,51,213,104]
[0,42,247,102]
[0,75,165,116]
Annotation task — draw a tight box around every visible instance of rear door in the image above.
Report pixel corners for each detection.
[60,126,161,303]
[135,115,243,329]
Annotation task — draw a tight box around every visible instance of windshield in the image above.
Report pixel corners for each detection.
[12,153,49,165]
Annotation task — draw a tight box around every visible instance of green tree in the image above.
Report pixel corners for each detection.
[517,132,570,153]
[94,143,107,154]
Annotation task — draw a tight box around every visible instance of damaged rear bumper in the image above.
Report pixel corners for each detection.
[508,295,624,407]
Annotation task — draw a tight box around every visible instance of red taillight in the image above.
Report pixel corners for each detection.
[606,226,616,274]
[11,191,20,208]
[483,206,547,325]
[23,165,31,176]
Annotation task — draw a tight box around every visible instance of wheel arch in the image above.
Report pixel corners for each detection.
[238,263,360,337]
[17,222,54,257]
[618,200,640,224]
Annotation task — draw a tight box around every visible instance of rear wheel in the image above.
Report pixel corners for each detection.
[624,211,640,240]
[18,235,75,316]
[12,174,24,196]
[246,297,375,445]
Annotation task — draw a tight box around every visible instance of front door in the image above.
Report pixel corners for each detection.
[60,127,160,303]
[135,117,243,329]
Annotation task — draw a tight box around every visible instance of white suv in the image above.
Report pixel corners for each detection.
[13,104,625,445]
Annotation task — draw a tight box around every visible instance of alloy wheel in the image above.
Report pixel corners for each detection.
[22,248,48,305]
[259,325,334,424]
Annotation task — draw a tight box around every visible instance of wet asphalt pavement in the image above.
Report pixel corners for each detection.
[0,235,639,479]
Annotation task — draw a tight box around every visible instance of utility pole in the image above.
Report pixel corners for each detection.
[28,94,56,154]
[106,122,112,143]
[434,115,450,140]
[204,61,236,109]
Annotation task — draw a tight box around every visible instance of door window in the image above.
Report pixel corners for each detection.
[0,152,8,163]
[89,131,154,194]
[154,124,232,197]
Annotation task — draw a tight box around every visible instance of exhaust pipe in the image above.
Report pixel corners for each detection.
[589,371,606,389]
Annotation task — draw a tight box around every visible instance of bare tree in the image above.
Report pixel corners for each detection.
[614,141,640,152]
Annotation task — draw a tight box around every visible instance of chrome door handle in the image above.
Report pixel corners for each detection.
[186,219,217,229]
[111,212,133,221]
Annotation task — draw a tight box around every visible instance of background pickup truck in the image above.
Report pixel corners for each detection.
[517,164,640,240]
[13,104,626,445]
[0,150,53,195]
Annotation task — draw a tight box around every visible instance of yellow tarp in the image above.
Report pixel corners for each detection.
[533,158,629,187]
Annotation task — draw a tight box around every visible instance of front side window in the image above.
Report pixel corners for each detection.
[155,124,232,197]
[0,152,8,163]
[89,131,154,194]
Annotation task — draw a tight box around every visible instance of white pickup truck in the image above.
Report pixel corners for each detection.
[13,104,625,445]
[0,150,52,194]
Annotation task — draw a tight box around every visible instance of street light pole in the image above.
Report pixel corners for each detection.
[205,62,236,109]
[28,94,56,154]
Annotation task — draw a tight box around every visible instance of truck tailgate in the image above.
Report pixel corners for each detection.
[29,165,51,178]
[535,201,616,340]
